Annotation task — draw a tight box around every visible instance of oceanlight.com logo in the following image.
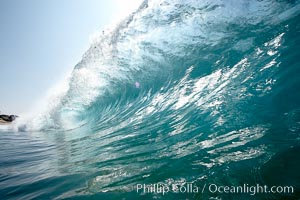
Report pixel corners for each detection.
[135,183,294,196]
[208,184,294,196]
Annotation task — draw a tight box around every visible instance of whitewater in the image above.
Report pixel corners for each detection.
[1,0,300,199]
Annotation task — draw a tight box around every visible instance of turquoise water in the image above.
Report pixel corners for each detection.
[1,0,300,199]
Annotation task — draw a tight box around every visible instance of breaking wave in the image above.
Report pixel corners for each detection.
[4,0,300,199]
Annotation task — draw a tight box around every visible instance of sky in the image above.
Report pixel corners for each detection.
[0,0,142,115]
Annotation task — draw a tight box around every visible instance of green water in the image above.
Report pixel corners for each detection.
[1,0,300,199]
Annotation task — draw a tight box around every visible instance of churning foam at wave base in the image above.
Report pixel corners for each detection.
[13,73,71,132]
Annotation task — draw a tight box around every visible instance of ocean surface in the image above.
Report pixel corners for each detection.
[1,0,300,199]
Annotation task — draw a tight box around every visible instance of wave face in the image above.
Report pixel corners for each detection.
[2,0,300,199]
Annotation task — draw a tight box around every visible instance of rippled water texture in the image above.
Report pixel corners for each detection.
[1,0,300,199]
